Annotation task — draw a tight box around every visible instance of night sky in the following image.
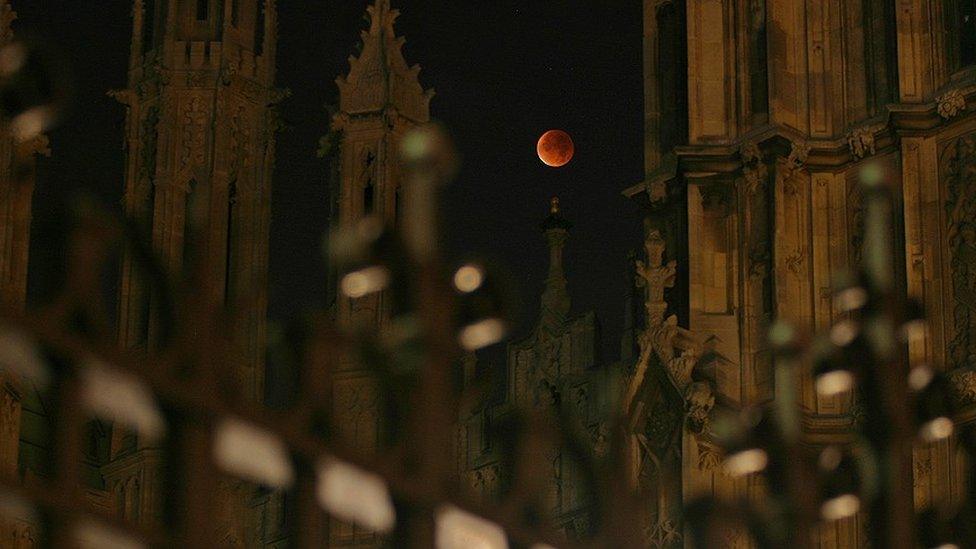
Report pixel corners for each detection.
[15,1,644,359]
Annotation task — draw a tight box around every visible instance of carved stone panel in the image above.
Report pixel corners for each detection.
[941,132,976,370]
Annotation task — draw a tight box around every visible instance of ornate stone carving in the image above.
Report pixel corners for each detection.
[469,463,500,499]
[696,438,721,471]
[138,106,159,193]
[947,366,976,408]
[187,71,212,88]
[913,454,932,488]
[134,64,169,98]
[179,97,208,171]
[942,133,976,369]
[786,248,804,275]
[591,423,610,458]
[573,384,589,421]
[643,400,681,452]
[779,140,809,194]
[684,382,715,435]
[699,182,733,215]
[645,518,682,548]
[533,378,560,409]
[740,141,767,194]
[848,125,877,159]
[787,140,810,168]
[748,241,770,282]
[229,104,253,174]
[635,225,677,325]
[629,222,715,410]
[220,62,239,86]
[937,89,967,120]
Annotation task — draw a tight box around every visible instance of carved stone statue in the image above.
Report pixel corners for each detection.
[684,381,715,435]
[635,223,677,326]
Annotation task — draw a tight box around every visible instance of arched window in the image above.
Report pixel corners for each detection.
[949,0,976,72]
[657,2,688,156]
[196,0,209,21]
[394,186,402,226]
[961,0,976,68]
[862,0,899,114]
[361,148,377,215]
[363,181,375,215]
[142,0,156,55]
[225,181,238,303]
[184,179,200,270]
[254,0,266,55]
[748,0,769,124]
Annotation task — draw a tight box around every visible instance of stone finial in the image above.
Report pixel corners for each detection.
[635,223,677,326]
[848,125,877,159]
[540,198,571,326]
[541,196,572,232]
[336,0,432,123]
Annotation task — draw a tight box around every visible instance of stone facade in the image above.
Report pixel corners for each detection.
[0,1,973,547]
[108,0,285,544]
[628,0,976,546]
[325,1,431,546]
[113,0,282,398]
[2,1,285,547]
[458,198,620,541]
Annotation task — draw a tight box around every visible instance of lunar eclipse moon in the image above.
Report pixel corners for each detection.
[537,130,575,167]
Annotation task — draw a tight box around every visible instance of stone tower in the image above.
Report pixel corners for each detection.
[0,0,48,315]
[331,0,432,329]
[327,1,432,545]
[0,2,50,545]
[105,0,283,541]
[113,0,281,400]
[459,199,611,541]
[628,0,976,546]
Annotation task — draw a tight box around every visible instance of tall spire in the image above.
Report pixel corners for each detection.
[540,197,572,327]
[336,0,433,123]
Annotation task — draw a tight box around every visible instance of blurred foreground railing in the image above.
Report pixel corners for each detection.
[0,30,974,549]
[0,118,652,548]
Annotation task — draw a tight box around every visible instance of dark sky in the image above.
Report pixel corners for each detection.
[16,0,643,359]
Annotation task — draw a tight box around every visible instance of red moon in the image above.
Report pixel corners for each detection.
[537,130,574,167]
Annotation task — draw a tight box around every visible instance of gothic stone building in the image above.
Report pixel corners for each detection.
[623,0,976,546]
[324,0,432,545]
[2,0,286,546]
[457,198,625,541]
[1,0,976,548]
